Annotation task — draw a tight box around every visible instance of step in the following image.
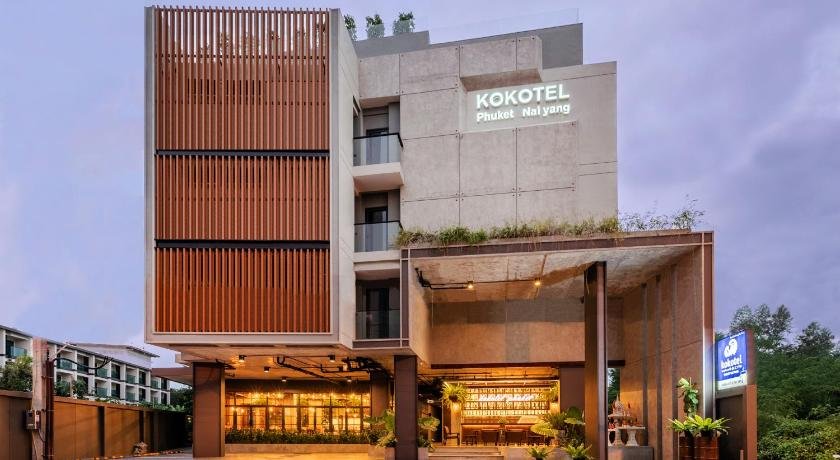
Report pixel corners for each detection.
[431,446,504,459]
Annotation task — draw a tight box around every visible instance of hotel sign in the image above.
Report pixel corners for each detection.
[469,81,572,128]
[716,331,748,391]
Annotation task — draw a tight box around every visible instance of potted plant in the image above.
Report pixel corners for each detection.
[344,14,357,41]
[674,377,700,458]
[418,415,440,459]
[527,445,554,460]
[364,410,396,460]
[669,418,696,460]
[687,415,728,460]
[392,11,415,35]
[563,442,593,460]
[440,382,468,442]
[365,14,384,39]
[531,411,567,446]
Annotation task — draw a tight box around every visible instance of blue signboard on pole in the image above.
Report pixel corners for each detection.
[716,330,748,390]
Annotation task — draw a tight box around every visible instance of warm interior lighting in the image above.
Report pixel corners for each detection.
[263,366,270,373]
[346,377,352,383]
[534,278,542,287]
[466,281,475,290]
[237,355,246,364]
[451,402,461,411]
[281,377,287,383]
[328,354,336,363]
[342,363,349,372]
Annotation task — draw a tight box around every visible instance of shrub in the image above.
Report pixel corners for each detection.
[392,12,415,35]
[365,14,384,39]
[0,355,33,391]
[225,429,372,444]
[55,380,71,397]
[758,415,840,460]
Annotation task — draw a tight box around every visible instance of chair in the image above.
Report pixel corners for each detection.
[505,429,525,445]
[443,426,460,446]
[463,430,479,446]
[481,429,499,446]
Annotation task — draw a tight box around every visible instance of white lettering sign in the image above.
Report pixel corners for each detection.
[473,82,571,124]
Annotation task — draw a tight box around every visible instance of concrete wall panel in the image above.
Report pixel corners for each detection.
[577,172,618,220]
[401,135,460,201]
[516,122,578,192]
[401,198,460,230]
[400,89,462,139]
[516,36,542,71]
[460,130,517,196]
[459,39,517,77]
[460,193,516,230]
[399,47,460,94]
[360,54,399,100]
[517,188,576,223]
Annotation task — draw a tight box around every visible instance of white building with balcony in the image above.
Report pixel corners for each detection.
[0,324,176,404]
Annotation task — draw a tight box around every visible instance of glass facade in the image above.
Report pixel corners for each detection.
[225,391,371,433]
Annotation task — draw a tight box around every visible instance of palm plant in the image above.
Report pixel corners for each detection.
[440,382,469,407]
[563,442,593,460]
[364,410,397,447]
[526,445,553,459]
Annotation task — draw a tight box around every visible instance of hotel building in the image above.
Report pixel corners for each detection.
[144,7,715,459]
[1,325,172,404]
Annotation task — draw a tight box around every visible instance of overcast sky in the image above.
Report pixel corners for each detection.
[1,1,837,366]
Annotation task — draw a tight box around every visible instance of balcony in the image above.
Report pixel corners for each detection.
[356,308,401,340]
[352,133,403,192]
[126,375,137,384]
[151,381,160,389]
[95,387,109,397]
[95,368,109,378]
[57,359,74,371]
[126,392,137,402]
[111,371,121,380]
[7,345,27,359]
[355,221,401,253]
[111,390,120,399]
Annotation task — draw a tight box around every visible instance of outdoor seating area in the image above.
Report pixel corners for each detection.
[455,428,548,447]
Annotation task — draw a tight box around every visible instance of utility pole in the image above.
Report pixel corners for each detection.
[31,338,46,460]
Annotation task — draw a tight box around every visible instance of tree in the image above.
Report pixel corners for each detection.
[169,387,194,414]
[729,304,792,352]
[795,322,837,357]
[72,379,88,399]
[392,12,415,35]
[344,15,357,41]
[608,368,621,407]
[365,14,384,39]
[55,380,71,397]
[0,355,33,391]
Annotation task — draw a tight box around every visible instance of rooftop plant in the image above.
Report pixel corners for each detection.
[365,14,384,39]
[344,15,357,41]
[395,199,705,248]
[393,12,415,35]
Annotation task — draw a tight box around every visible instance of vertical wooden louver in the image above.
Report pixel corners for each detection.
[154,7,330,151]
[151,7,332,335]
[155,248,330,333]
[155,155,329,241]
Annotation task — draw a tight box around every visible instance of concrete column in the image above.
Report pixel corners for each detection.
[370,370,390,417]
[394,355,418,460]
[193,362,225,458]
[584,262,607,459]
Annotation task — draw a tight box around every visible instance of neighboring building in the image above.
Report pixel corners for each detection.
[0,325,173,404]
[144,7,714,460]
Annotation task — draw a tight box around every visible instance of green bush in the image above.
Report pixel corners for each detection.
[758,415,840,460]
[225,429,372,444]
[55,380,71,397]
[0,356,33,391]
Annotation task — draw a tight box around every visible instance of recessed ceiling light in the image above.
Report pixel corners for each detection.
[263,366,270,373]
[238,355,246,364]
[328,354,336,363]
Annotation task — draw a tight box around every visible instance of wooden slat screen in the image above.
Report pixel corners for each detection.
[154,7,330,151]
[155,247,330,333]
[155,155,329,241]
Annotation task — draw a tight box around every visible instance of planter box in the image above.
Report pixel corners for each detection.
[678,436,693,460]
[694,435,719,460]
[226,443,368,454]
[503,446,571,460]
[367,445,395,459]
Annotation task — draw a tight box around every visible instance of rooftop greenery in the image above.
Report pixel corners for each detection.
[396,200,705,247]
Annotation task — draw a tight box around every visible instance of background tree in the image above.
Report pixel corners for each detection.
[729,304,792,352]
[170,387,194,414]
[72,379,88,399]
[0,355,33,391]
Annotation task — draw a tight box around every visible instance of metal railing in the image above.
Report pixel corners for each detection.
[111,370,121,380]
[151,381,160,389]
[354,221,401,252]
[126,392,137,402]
[353,133,402,166]
[356,307,401,340]
[111,390,120,399]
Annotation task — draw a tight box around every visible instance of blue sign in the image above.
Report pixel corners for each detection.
[716,331,748,390]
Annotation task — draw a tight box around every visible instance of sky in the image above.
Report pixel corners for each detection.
[1,1,838,366]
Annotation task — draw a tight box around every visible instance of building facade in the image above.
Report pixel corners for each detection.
[144,8,714,459]
[1,325,172,404]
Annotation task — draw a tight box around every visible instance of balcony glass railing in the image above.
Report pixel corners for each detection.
[151,381,160,389]
[95,368,109,378]
[111,370,121,380]
[126,375,137,384]
[355,221,401,252]
[353,133,402,166]
[95,387,109,397]
[8,345,27,359]
[111,390,120,399]
[57,359,74,371]
[356,307,401,340]
[126,392,137,402]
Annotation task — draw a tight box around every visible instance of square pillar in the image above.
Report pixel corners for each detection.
[370,370,391,416]
[394,355,418,460]
[193,362,225,458]
[584,262,608,458]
